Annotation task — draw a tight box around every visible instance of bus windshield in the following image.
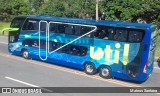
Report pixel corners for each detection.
[10,17,26,28]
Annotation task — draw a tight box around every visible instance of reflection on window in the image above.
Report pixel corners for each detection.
[50,42,88,56]
[59,24,66,33]
[49,23,93,37]
[94,30,107,39]
[65,25,74,35]
[108,28,115,40]
[11,18,25,28]
[22,39,88,56]
[114,29,128,42]
[40,22,47,32]
[93,26,144,43]
[128,31,143,42]
[50,23,59,33]
[74,26,81,36]
[22,19,39,30]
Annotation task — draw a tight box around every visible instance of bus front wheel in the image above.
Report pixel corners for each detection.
[22,49,29,59]
[99,66,112,79]
[84,62,97,75]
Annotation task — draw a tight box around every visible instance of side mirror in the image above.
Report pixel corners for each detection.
[2,28,19,32]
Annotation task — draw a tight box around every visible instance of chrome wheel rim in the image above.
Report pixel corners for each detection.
[86,65,93,73]
[101,68,109,77]
[23,51,28,58]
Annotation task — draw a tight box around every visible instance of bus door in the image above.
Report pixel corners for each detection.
[39,20,48,60]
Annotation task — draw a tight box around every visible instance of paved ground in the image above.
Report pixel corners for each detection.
[0,36,160,96]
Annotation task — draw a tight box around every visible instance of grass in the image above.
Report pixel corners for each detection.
[0,22,10,35]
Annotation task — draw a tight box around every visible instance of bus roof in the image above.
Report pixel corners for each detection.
[15,15,156,30]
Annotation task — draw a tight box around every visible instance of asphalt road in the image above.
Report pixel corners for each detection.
[0,36,160,96]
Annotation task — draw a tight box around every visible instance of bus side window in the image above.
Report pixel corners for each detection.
[49,23,60,33]
[28,22,34,30]
[40,22,47,31]
[74,26,81,36]
[93,31,99,38]
[61,45,70,53]
[52,42,58,50]
[32,39,38,47]
[81,26,89,35]
[58,24,66,33]
[80,47,88,56]
[54,24,59,33]
[128,31,143,42]
[98,30,108,39]
[49,23,55,32]
[69,45,87,56]
[22,20,38,31]
[22,40,29,46]
[69,45,81,56]
[108,28,115,40]
[114,29,127,42]
[22,21,28,30]
[65,25,74,35]
[54,43,62,52]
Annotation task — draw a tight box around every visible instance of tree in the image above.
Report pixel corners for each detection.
[105,0,160,26]
[29,0,44,14]
[0,0,31,21]
[0,0,159,27]
[37,0,96,19]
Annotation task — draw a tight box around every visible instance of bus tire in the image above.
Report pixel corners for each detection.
[99,65,112,79]
[21,49,29,59]
[84,62,97,75]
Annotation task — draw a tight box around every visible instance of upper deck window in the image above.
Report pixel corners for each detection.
[22,19,39,31]
[65,25,74,35]
[49,22,93,37]
[128,30,143,42]
[114,28,128,42]
[94,26,144,43]
[49,23,66,33]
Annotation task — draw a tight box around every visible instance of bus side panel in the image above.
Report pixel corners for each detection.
[140,27,157,81]
[91,38,142,80]
[139,28,151,81]
[8,42,22,55]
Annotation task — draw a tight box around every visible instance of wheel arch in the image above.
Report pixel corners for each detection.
[20,48,28,55]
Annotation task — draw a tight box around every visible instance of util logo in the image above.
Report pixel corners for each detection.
[90,43,130,65]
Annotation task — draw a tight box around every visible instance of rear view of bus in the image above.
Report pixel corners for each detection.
[125,25,158,82]
[140,25,158,81]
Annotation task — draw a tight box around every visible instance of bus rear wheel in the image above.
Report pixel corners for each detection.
[22,49,29,59]
[99,66,112,79]
[84,62,97,75]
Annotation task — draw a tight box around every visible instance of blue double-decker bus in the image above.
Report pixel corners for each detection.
[8,15,158,82]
